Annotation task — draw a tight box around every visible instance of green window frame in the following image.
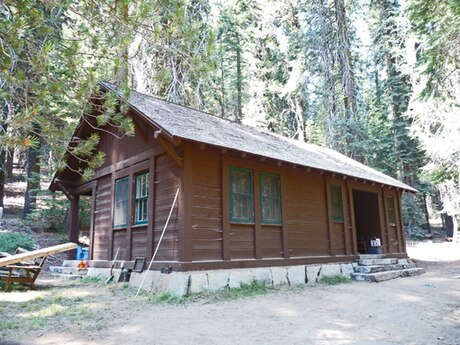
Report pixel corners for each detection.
[134,172,149,225]
[260,172,282,224]
[330,185,344,222]
[113,176,129,228]
[386,195,397,225]
[230,166,254,223]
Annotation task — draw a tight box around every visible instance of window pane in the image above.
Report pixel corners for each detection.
[230,167,254,222]
[260,173,281,224]
[114,176,129,227]
[331,185,343,222]
[386,196,396,224]
[135,173,149,224]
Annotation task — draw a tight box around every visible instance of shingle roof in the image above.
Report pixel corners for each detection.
[101,82,416,192]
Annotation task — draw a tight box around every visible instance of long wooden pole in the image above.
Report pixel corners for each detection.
[0,243,78,267]
[135,188,180,298]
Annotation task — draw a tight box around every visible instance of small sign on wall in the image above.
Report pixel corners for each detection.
[370,238,381,247]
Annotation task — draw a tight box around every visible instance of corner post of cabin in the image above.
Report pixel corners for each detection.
[253,170,262,259]
[380,187,391,253]
[221,152,230,260]
[280,173,289,258]
[68,194,80,260]
[179,143,193,263]
[346,182,358,255]
[324,174,334,257]
[396,190,406,253]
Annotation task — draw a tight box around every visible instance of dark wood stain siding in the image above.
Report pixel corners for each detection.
[81,123,408,268]
[285,171,329,257]
[154,153,180,261]
[190,147,223,261]
[93,175,111,260]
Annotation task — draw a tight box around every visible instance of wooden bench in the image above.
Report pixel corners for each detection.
[0,243,77,291]
[0,248,47,291]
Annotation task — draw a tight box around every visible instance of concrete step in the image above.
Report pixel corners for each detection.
[358,254,387,260]
[358,258,399,266]
[49,266,88,275]
[50,273,86,280]
[355,264,410,274]
[351,267,425,282]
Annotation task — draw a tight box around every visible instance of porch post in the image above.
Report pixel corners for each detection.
[68,194,80,260]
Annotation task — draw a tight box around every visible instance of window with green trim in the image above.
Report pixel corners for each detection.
[330,185,344,222]
[230,166,254,222]
[135,172,149,225]
[386,195,396,225]
[114,177,129,228]
[260,172,281,224]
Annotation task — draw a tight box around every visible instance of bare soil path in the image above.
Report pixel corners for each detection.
[1,255,459,345]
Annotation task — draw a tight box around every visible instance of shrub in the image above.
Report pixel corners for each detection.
[0,233,35,253]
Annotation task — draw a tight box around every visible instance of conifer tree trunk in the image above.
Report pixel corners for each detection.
[6,148,14,183]
[23,144,41,219]
[0,149,5,208]
[236,33,243,123]
[335,0,357,120]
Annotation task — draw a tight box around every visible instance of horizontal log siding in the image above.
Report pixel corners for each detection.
[190,147,223,261]
[285,171,329,257]
[154,153,180,261]
[131,226,148,259]
[93,175,112,260]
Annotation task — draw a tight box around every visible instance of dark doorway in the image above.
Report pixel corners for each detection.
[353,190,381,254]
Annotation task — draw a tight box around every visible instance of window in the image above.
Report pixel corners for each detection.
[230,167,254,222]
[135,173,149,224]
[114,177,129,228]
[260,172,281,224]
[386,195,396,225]
[330,185,344,222]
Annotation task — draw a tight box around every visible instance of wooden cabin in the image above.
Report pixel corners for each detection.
[50,82,416,271]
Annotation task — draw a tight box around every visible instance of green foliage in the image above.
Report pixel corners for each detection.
[0,233,35,253]
[148,281,272,304]
[321,275,352,285]
[25,190,69,233]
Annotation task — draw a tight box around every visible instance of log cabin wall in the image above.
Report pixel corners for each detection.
[186,142,380,267]
[79,113,180,262]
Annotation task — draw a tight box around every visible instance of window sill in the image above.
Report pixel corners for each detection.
[132,223,148,229]
[230,221,255,225]
[261,223,282,227]
[113,226,127,231]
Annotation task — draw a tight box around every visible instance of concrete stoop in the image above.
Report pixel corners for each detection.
[351,255,424,282]
[49,265,89,280]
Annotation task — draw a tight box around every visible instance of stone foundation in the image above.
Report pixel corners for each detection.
[86,262,355,297]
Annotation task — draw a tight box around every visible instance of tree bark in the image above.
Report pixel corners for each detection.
[23,144,41,219]
[6,147,14,183]
[335,0,358,119]
[236,33,243,123]
[0,149,5,208]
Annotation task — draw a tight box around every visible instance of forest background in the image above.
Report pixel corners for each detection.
[0,0,459,238]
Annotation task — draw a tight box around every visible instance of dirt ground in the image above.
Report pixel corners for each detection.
[1,245,459,345]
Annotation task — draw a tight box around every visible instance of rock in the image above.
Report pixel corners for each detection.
[271,267,288,286]
[229,270,254,289]
[207,271,229,291]
[189,273,209,294]
[287,266,305,285]
[340,263,354,277]
[252,268,273,286]
[306,265,321,284]
[319,264,341,280]
[166,273,190,297]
